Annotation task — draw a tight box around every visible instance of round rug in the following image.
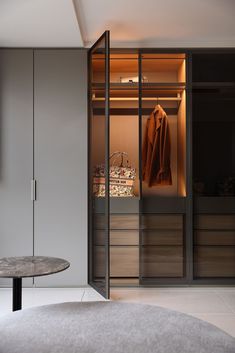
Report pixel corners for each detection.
[0,302,234,353]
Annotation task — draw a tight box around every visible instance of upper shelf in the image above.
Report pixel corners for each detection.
[92,82,186,90]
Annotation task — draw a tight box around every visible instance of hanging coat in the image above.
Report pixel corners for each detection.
[142,105,172,186]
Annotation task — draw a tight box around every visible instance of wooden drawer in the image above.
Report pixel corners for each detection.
[142,246,184,278]
[194,246,235,277]
[94,246,139,278]
[94,214,139,230]
[110,246,139,277]
[110,215,139,230]
[194,230,235,246]
[95,230,139,246]
[142,230,183,246]
[141,214,183,230]
[195,215,235,230]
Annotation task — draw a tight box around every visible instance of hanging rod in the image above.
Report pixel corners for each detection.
[92,97,182,102]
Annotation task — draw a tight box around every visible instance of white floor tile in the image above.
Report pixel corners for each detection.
[111,288,232,314]
[82,288,106,302]
[215,290,235,314]
[189,313,235,338]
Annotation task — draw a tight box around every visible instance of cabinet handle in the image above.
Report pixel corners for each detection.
[31,180,36,201]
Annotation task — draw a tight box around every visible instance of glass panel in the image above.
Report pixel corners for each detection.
[140,53,186,283]
[88,32,109,298]
[193,54,235,278]
[192,53,235,82]
[109,54,140,204]
[141,54,186,200]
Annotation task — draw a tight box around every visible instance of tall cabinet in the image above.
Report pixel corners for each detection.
[88,31,235,299]
[0,49,87,287]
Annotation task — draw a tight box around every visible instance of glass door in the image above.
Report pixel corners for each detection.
[88,31,110,298]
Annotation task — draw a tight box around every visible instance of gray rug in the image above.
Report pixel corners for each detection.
[0,302,234,353]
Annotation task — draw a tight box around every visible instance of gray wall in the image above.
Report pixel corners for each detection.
[0,49,87,287]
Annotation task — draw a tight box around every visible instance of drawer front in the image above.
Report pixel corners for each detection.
[95,230,139,246]
[110,247,139,277]
[194,246,235,277]
[194,230,235,246]
[94,246,139,278]
[110,215,139,230]
[142,230,183,246]
[142,246,184,278]
[94,214,139,230]
[141,215,183,230]
[195,215,235,230]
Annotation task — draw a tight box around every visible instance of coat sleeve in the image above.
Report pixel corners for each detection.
[142,118,149,181]
[156,115,172,185]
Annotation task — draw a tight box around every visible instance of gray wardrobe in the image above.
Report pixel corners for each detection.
[0,49,87,286]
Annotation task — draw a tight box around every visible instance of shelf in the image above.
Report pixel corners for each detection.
[93,96,181,102]
[93,108,179,116]
[92,82,186,89]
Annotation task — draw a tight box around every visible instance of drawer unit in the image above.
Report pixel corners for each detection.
[142,246,184,278]
[142,229,183,246]
[95,230,139,246]
[195,215,235,230]
[141,214,183,230]
[94,214,139,230]
[194,230,235,246]
[194,246,235,277]
[194,214,235,278]
[94,246,139,278]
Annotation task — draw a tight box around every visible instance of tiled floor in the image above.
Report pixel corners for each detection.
[0,286,235,337]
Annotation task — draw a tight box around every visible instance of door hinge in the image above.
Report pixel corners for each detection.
[31,179,36,201]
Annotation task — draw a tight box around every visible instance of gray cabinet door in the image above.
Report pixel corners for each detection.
[34,50,87,286]
[0,50,33,286]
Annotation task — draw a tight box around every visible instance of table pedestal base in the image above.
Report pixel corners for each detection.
[13,278,22,311]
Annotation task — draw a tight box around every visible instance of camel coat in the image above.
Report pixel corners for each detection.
[142,105,172,186]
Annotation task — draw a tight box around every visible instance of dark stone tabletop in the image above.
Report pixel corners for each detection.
[0,256,70,278]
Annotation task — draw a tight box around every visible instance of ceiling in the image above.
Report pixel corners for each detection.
[0,0,235,48]
[0,0,83,47]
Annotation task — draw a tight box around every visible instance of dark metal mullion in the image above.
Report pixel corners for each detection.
[105,31,110,299]
[185,52,193,283]
[138,51,143,284]
[87,37,93,289]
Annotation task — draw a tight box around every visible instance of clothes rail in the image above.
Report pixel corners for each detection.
[92,97,182,101]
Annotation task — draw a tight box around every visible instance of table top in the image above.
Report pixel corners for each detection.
[0,256,70,278]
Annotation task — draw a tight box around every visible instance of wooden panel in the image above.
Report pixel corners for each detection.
[111,215,139,230]
[141,214,183,230]
[94,246,139,278]
[194,246,235,277]
[111,247,139,277]
[195,230,235,246]
[110,278,139,286]
[142,246,184,277]
[94,214,139,230]
[195,215,235,230]
[142,230,183,246]
[95,230,139,246]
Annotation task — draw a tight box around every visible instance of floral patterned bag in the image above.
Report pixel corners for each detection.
[93,152,136,197]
